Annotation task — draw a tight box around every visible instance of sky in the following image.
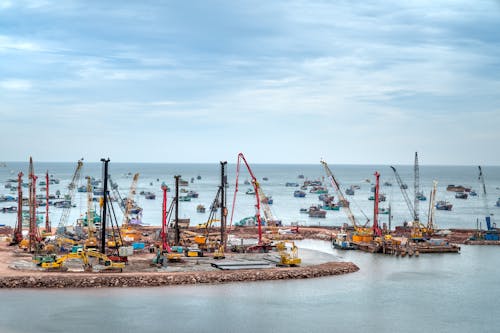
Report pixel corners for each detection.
[1,0,499,165]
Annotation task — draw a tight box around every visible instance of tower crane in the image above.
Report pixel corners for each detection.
[57,159,84,231]
[229,153,265,246]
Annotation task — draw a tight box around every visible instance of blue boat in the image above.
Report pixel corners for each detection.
[294,190,306,198]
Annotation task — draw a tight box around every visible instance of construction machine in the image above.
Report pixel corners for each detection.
[321,160,372,243]
[276,241,301,266]
[57,159,83,233]
[229,153,273,251]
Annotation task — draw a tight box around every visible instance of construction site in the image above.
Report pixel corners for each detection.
[1,152,498,288]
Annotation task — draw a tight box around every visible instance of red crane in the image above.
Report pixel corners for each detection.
[373,171,382,237]
[229,153,263,245]
[12,172,24,244]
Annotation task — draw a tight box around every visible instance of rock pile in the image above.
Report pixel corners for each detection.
[0,261,359,289]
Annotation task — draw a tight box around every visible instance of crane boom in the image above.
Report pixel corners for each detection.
[58,159,84,229]
[414,152,420,222]
[122,173,139,227]
[390,166,416,221]
[320,160,361,228]
[478,166,489,215]
[427,180,437,233]
[229,153,263,245]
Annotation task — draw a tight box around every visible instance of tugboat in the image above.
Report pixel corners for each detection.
[436,200,453,210]
[332,232,357,250]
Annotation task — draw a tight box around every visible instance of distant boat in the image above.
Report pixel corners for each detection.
[261,196,273,205]
[285,182,299,187]
[145,192,156,200]
[263,177,269,181]
[497,198,500,207]
[196,204,206,213]
[294,190,306,198]
[309,186,328,194]
[196,175,201,180]
[308,205,326,218]
[416,192,427,201]
[179,196,191,202]
[447,185,471,192]
[345,187,355,195]
[436,201,453,210]
[187,191,199,198]
[298,174,304,179]
[244,180,250,185]
[383,182,392,186]
[245,188,255,195]
[332,232,356,250]
[299,208,308,213]
[368,194,386,201]
[469,190,477,196]
[455,192,468,199]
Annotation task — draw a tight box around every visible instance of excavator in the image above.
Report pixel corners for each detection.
[275,241,301,266]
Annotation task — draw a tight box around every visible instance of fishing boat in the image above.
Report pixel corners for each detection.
[322,203,340,211]
[383,181,392,186]
[497,198,500,207]
[298,174,304,179]
[345,187,355,195]
[187,191,199,198]
[436,201,453,210]
[455,192,468,199]
[469,190,477,196]
[447,185,471,192]
[196,204,206,213]
[261,196,273,204]
[332,232,356,250]
[299,208,308,213]
[308,205,326,218]
[309,186,328,194]
[285,182,299,187]
[416,192,427,201]
[179,196,191,202]
[245,188,255,195]
[369,194,386,201]
[294,190,306,198]
[1,206,17,213]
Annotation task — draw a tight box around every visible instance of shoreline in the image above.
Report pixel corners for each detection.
[0,261,359,289]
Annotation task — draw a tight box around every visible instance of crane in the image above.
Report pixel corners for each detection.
[57,159,84,231]
[229,153,264,245]
[84,176,98,249]
[478,166,494,231]
[257,186,280,227]
[320,160,368,228]
[109,175,125,213]
[121,173,139,227]
[426,180,438,234]
[390,166,416,222]
[45,171,51,234]
[373,172,382,237]
[28,157,41,252]
[11,171,24,245]
[414,152,420,222]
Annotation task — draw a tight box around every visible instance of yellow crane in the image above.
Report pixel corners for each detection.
[122,173,139,228]
[84,177,98,250]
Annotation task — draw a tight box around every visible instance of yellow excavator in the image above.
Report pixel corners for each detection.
[276,241,301,266]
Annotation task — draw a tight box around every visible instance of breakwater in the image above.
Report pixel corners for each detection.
[0,261,358,288]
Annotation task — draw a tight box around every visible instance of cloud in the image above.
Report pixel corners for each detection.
[0,79,32,90]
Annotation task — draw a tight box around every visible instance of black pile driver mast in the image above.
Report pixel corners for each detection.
[229,153,264,245]
[174,175,181,246]
[45,171,51,233]
[220,161,228,249]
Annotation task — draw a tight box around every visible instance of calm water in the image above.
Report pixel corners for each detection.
[0,240,498,333]
[0,162,499,333]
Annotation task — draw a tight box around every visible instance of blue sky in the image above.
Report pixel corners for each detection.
[1,0,499,165]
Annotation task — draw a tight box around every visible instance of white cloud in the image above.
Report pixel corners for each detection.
[0,79,32,90]
[0,35,43,52]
